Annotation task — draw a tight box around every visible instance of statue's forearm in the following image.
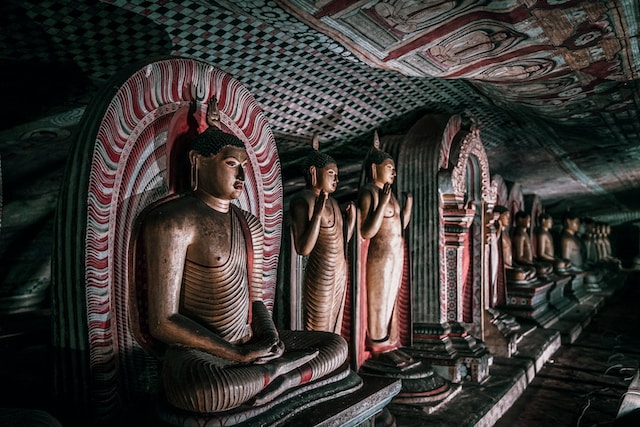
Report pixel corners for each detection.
[294,214,322,256]
[251,300,278,339]
[360,206,385,239]
[151,312,246,362]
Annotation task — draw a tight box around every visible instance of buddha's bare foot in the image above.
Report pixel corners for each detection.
[252,376,292,406]
[374,349,415,367]
[271,349,318,378]
[252,350,318,406]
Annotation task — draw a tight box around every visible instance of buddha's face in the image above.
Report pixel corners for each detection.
[498,211,511,228]
[195,145,248,200]
[373,159,396,185]
[565,217,580,232]
[541,216,553,229]
[315,163,339,194]
[517,214,531,229]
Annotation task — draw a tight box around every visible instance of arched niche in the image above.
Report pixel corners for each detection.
[506,180,525,222]
[491,174,508,208]
[52,57,282,418]
[492,175,524,229]
[381,113,490,331]
[524,193,543,257]
[461,153,484,335]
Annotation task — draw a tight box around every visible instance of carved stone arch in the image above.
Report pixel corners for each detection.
[449,127,492,204]
[439,116,491,336]
[382,113,490,325]
[52,57,282,418]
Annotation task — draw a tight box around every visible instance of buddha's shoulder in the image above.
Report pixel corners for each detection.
[138,194,204,223]
[232,206,262,229]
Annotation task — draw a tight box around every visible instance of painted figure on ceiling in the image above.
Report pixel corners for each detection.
[357,133,413,361]
[373,0,456,34]
[135,100,348,413]
[290,136,356,333]
[430,30,512,68]
[480,60,552,81]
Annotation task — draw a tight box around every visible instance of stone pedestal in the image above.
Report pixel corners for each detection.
[410,323,492,383]
[566,272,590,303]
[500,279,559,327]
[547,275,576,317]
[359,355,459,413]
[483,309,519,357]
[157,366,366,427]
[283,376,402,427]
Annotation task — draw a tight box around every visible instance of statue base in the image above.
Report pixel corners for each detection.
[501,278,560,328]
[547,275,577,317]
[483,308,520,357]
[155,362,364,426]
[566,271,591,304]
[410,322,492,383]
[358,348,460,415]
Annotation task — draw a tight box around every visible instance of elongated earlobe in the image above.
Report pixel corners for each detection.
[310,165,317,188]
[370,164,377,181]
[189,151,199,191]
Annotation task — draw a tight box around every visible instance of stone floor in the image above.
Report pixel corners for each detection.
[495,272,640,427]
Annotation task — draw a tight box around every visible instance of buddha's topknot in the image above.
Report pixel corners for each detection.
[191,126,245,157]
[302,150,336,184]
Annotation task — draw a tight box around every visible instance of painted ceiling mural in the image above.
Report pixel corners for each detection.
[0,0,639,223]
[277,1,638,122]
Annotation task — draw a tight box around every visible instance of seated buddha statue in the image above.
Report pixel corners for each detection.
[494,206,536,283]
[136,104,348,413]
[535,213,571,273]
[512,211,553,277]
[560,212,603,289]
[602,223,622,268]
[582,218,599,264]
[290,139,356,333]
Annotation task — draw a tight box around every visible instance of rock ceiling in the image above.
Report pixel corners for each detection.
[1,0,640,224]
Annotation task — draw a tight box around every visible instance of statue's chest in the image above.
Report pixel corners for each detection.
[190,215,235,267]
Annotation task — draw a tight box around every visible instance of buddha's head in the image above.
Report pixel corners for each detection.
[365,148,395,185]
[515,211,531,230]
[302,150,339,194]
[494,205,510,228]
[189,126,247,201]
[539,213,553,230]
[562,211,580,233]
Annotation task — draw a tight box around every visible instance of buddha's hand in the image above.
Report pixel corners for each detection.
[313,191,327,218]
[345,201,356,226]
[243,338,285,364]
[379,183,392,206]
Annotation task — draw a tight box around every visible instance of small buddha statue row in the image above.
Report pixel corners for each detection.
[582,219,622,269]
